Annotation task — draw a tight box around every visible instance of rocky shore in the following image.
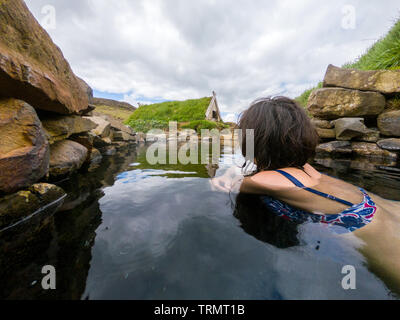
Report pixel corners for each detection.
[0,0,137,232]
[308,64,400,164]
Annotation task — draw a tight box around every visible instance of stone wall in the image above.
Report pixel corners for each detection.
[308,64,400,164]
[0,0,137,233]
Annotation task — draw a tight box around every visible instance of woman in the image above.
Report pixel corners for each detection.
[212,96,400,295]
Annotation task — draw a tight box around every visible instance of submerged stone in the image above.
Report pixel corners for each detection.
[0,183,65,231]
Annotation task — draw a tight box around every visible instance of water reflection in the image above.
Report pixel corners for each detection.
[312,157,400,201]
[0,143,399,299]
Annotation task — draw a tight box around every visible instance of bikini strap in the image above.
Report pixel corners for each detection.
[275,170,354,207]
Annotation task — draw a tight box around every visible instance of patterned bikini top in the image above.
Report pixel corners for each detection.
[261,170,377,234]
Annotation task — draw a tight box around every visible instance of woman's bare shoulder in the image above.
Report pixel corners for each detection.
[248,170,298,191]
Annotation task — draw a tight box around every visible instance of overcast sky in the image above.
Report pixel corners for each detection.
[25,0,400,121]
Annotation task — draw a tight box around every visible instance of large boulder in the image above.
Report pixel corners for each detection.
[323,64,400,94]
[377,110,400,137]
[333,118,368,141]
[307,88,385,120]
[41,115,97,144]
[49,140,88,178]
[0,0,88,114]
[0,99,49,193]
[351,142,398,159]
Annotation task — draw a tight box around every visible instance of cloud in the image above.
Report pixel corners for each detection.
[25,0,400,113]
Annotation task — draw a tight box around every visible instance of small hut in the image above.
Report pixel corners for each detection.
[205,91,222,122]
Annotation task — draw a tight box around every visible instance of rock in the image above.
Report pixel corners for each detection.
[323,64,400,94]
[94,112,136,135]
[311,119,334,129]
[0,99,49,193]
[0,183,65,231]
[69,133,95,163]
[333,118,368,141]
[85,116,111,138]
[113,130,136,142]
[358,128,380,143]
[377,138,400,151]
[41,115,97,144]
[307,88,385,120]
[49,140,88,178]
[77,77,93,104]
[377,110,400,136]
[316,141,352,155]
[0,190,40,230]
[29,183,66,207]
[351,142,398,159]
[0,0,89,114]
[316,127,336,139]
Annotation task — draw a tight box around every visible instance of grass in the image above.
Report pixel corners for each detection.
[93,105,134,122]
[343,18,400,71]
[296,18,400,107]
[125,97,228,133]
[126,97,212,122]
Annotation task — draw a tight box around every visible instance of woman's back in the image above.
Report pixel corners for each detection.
[245,164,366,215]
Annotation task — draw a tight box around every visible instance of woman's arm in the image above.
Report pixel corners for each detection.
[210,166,277,195]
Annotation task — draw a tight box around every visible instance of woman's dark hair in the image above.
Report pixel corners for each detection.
[234,193,300,248]
[238,96,319,172]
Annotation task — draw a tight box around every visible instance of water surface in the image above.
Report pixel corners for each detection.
[0,143,399,300]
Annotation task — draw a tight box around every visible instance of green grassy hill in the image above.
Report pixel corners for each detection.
[125,97,228,132]
[296,18,400,107]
